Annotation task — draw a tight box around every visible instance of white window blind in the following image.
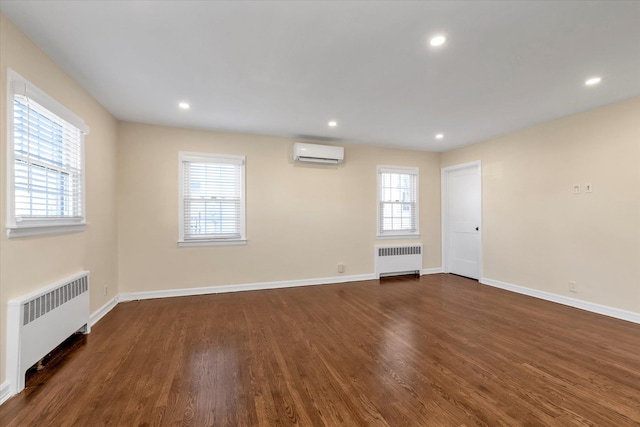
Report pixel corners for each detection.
[6,70,88,238]
[179,152,246,245]
[377,166,419,237]
[13,95,84,220]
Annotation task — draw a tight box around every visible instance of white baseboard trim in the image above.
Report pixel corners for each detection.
[119,273,377,302]
[0,381,11,406]
[90,295,120,327]
[481,277,640,325]
[422,267,443,275]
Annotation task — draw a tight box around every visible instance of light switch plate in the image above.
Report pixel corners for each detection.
[585,183,592,193]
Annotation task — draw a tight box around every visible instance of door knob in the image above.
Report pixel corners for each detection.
[475,227,479,231]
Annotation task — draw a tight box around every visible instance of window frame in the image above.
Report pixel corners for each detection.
[376,165,420,239]
[6,69,88,239]
[178,151,247,247]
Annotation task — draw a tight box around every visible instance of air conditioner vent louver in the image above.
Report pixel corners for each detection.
[293,142,344,164]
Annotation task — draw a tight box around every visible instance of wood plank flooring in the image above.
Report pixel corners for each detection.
[1,273,639,426]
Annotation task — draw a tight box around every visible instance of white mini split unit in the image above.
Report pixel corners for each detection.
[293,142,344,165]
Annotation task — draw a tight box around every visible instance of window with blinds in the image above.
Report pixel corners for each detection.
[377,166,419,238]
[178,152,246,246]
[7,69,88,238]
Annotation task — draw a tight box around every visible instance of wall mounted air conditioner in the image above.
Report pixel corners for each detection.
[293,142,344,164]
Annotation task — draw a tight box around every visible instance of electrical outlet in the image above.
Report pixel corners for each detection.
[585,183,592,193]
[568,281,577,293]
[573,184,581,194]
[103,284,108,296]
[337,263,345,273]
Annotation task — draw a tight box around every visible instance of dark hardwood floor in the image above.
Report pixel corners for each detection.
[1,273,639,426]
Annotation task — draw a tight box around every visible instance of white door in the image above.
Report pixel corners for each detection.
[443,163,481,280]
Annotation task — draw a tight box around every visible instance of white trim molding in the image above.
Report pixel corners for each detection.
[178,151,246,246]
[6,69,88,239]
[120,273,376,302]
[178,239,247,247]
[377,234,421,240]
[90,296,120,327]
[481,277,640,325]
[7,223,86,239]
[422,267,443,275]
[376,165,420,239]
[0,381,11,406]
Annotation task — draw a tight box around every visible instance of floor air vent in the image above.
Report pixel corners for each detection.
[375,244,423,278]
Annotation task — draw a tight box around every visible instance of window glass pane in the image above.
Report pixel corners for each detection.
[12,93,84,221]
[182,156,244,241]
[378,169,417,234]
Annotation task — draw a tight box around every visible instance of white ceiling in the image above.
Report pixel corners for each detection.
[1,1,639,151]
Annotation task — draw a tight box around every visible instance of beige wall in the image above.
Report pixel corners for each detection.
[117,122,441,293]
[0,15,119,383]
[441,97,640,314]
[2,7,639,395]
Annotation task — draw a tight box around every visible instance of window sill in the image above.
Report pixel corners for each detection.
[7,223,86,239]
[377,233,421,240]
[178,239,247,247]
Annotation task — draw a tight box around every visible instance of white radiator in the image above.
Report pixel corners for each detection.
[375,244,423,278]
[6,271,90,394]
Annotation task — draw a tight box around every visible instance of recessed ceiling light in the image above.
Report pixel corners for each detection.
[178,102,190,110]
[429,35,447,47]
[328,121,337,127]
[435,133,444,140]
[585,77,602,86]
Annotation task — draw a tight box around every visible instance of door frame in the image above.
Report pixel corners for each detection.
[441,160,483,279]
